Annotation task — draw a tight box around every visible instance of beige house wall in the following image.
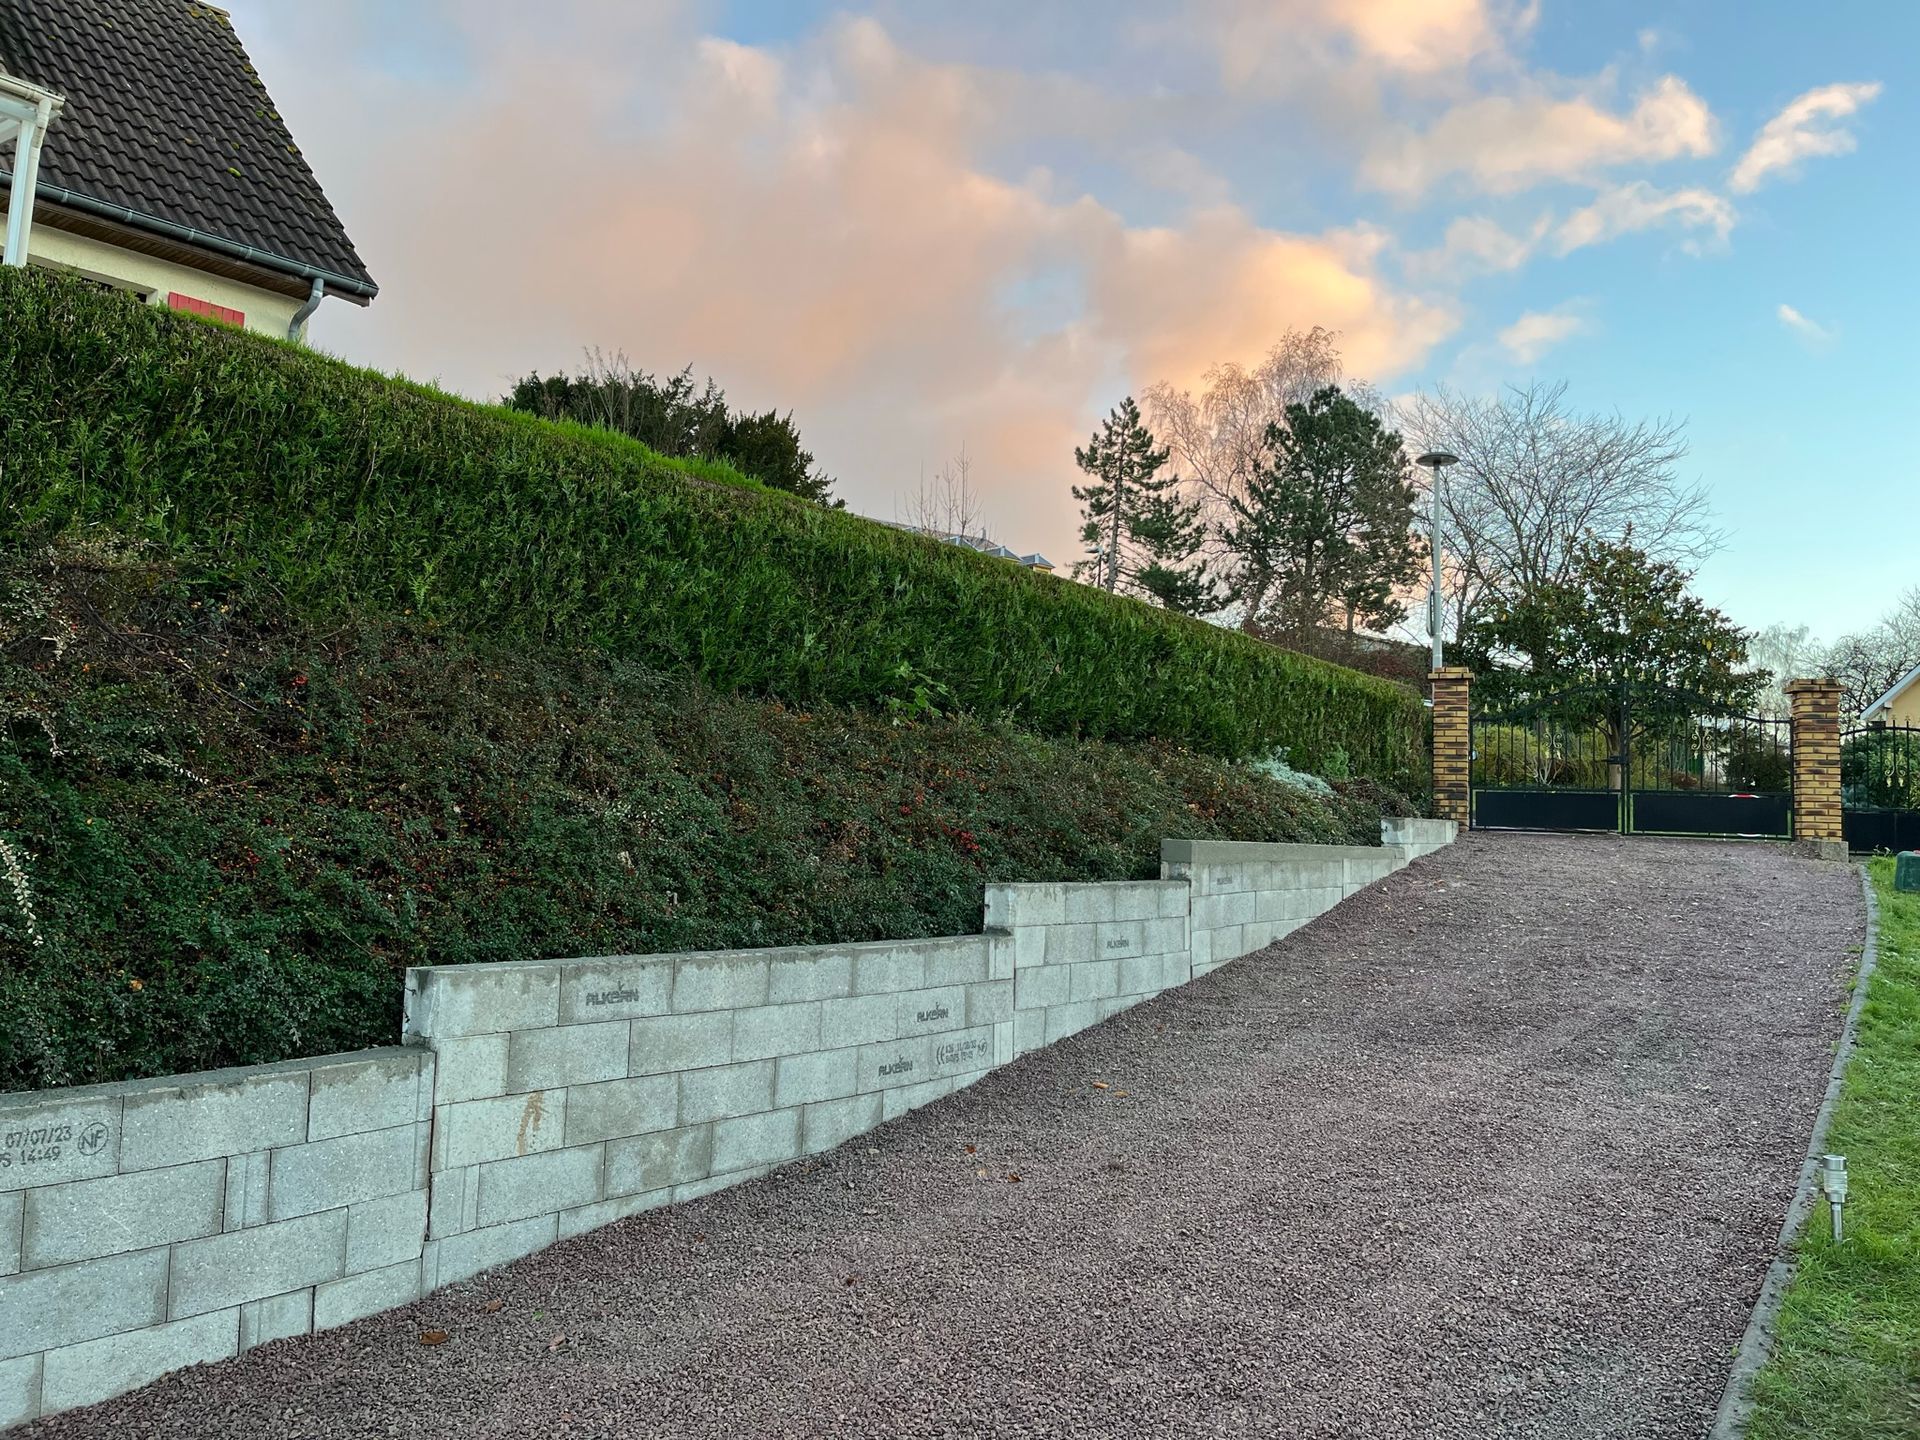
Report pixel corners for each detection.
[1877,677,1920,726]
[21,224,305,338]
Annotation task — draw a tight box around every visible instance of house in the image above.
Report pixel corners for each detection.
[886,521,1054,572]
[0,0,374,338]
[1862,661,1920,727]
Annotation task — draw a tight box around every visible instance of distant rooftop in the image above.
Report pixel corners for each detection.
[884,521,1053,572]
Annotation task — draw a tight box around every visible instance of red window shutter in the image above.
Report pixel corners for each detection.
[167,292,245,327]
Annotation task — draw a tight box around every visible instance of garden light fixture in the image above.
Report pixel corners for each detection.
[1415,452,1458,670]
[1820,1153,1848,1242]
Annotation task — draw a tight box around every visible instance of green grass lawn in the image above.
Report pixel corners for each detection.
[1748,858,1920,1438]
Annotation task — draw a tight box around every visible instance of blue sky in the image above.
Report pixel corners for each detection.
[231,0,1911,644]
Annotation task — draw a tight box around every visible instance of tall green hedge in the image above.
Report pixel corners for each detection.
[0,269,1426,785]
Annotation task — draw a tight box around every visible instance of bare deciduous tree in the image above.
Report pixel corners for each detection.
[902,446,987,540]
[1393,381,1724,637]
[1822,586,1920,721]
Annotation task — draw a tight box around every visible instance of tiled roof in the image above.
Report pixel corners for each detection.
[0,0,374,293]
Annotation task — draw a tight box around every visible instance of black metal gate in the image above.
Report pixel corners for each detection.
[1843,721,1920,853]
[1470,683,1793,839]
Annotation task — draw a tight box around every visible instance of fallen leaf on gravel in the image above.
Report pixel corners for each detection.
[1007,1172,1023,1183]
[1115,1090,1130,1098]
[547,1334,566,1352]
[964,1144,976,1154]
[844,1276,857,1287]
[976,1168,989,1179]
[481,1300,504,1314]
[418,1330,450,1346]
[1091,1081,1109,1090]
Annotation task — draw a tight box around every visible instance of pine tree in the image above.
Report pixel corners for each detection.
[1222,386,1423,643]
[1072,396,1215,609]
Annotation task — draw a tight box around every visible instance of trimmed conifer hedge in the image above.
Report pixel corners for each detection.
[0,269,1426,786]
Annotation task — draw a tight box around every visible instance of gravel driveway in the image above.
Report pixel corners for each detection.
[29,833,1861,1440]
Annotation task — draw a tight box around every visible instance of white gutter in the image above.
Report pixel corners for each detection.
[0,72,65,268]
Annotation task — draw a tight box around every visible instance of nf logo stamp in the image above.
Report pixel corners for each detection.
[78,1121,110,1157]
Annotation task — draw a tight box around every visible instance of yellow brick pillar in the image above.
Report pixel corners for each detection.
[1786,678,1844,844]
[1430,667,1473,828]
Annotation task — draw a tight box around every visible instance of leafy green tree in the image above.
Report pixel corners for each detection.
[1221,386,1424,643]
[1072,396,1214,609]
[1461,534,1765,718]
[508,353,837,504]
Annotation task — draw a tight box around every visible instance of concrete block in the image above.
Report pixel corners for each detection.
[306,1050,430,1142]
[1069,959,1121,1004]
[269,1123,425,1221]
[22,1158,224,1270]
[223,1149,270,1230]
[1118,953,1170,999]
[931,1027,995,1078]
[1212,925,1246,963]
[314,1259,420,1330]
[858,1035,933,1092]
[1063,887,1115,924]
[604,1124,712,1197]
[921,940,990,988]
[1043,924,1098,966]
[851,945,924,996]
[766,950,853,1005]
[0,1248,169,1359]
[672,1166,766,1203]
[121,1070,307,1173]
[421,1215,556,1290]
[431,1034,509,1106]
[563,1074,677,1147]
[711,1109,802,1173]
[556,955,674,1025]
[1014,964,1070,1011]
[239,1288,313,1350]
[989,932,1016,980]
[773,1048,859,1108]
[0,1194,16,1275]
[1146,916,1187,954]
[965,980,1014,1027]
[40,1307,237,1414]
[1160,885,1191,918]
[1190,929,1212,971]
[504,1020,629,1092]
[993,1022,1014,1067]
[0,1091,121,1193]
[800,1093,883,1155]
[1112,885,1171,923]
[557,1187,671,1241]
[819,993,900,1049]
[169,1210,345,1321]
[883,1071,973,1122]
[671,953,770,1013]
[0,1355,39,1429]
[427,1165,479,1240]
[1043,1001,1099,1046]
[1011,924,1045,972]
[628,1011,734,1077]
[984,882,1063,929]
[1013,1010,1044,1055]
[475,1146,603,1228]
[895,986,967,1037]
[1094,920,1147,961]
[345,1191,427,1273]
[434,1091,565,1170]
[678,1061,774,1126]
[404,962,560,1041]
[731,1002,824,1063]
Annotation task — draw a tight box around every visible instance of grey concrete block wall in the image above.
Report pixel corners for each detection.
[0,1047,432,1428]
[0,818,1459,1430]
[402,936,1016,1290]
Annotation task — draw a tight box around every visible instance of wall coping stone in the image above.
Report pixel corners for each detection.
[0,1047,425,1118]
[1159,838,1388,867]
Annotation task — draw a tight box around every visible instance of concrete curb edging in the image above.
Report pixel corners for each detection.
[1707,862,1881,1439]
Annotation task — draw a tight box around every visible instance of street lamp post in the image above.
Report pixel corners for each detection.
[1415,451,1458,670]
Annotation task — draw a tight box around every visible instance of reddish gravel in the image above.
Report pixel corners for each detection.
[28,833,1861,1440]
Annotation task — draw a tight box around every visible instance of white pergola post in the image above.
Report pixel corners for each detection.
[1,75,65,267]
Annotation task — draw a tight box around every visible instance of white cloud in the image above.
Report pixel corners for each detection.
[1731,82,1882,193]
[1497,306,1586,363]
[1554,181,1735,254]
[1776,303,1831,344]
[1403,213,1551,280]
[1363,75,1718,196]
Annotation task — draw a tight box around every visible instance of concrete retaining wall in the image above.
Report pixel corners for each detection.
[0,819,1455,1427]
[0,1049,432,1426]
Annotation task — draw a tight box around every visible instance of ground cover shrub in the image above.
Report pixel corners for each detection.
[0,268,1425,788]
[0,543,1386,1090]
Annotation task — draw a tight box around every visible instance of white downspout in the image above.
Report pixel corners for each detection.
[3,83,62,268]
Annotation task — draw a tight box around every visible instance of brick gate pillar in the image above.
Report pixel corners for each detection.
[1786,678,1844,845]
[1430,667,1472,828]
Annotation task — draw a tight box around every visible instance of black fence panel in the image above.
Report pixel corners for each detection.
[1843,722,1920,854]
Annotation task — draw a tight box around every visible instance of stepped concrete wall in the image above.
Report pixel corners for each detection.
[0,819,1455,1428]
